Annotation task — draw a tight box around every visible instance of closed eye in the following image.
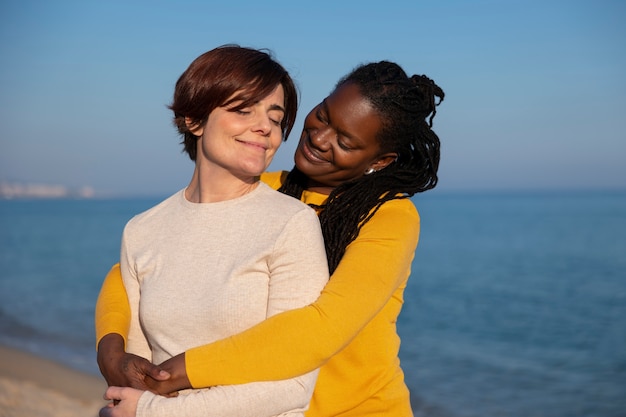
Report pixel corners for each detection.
[269,111,283,127]
[316,107,329,124]
[337,139,353,151]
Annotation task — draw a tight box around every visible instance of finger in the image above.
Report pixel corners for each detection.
[103,386,124,401]
[143,364,170,381]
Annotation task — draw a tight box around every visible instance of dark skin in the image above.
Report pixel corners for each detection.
[97,334,188,396]
[97,82,397,397]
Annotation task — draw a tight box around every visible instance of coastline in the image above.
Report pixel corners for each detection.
[0,344,108,417]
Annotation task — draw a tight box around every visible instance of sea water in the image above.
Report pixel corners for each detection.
[0,190,624,417]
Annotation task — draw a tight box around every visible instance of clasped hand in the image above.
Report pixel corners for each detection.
[97,334,192,416]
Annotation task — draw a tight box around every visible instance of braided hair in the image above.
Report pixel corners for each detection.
[279,61,444,274]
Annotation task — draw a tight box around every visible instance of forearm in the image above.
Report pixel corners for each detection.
[97,333,126,383]
[137,370,318,417]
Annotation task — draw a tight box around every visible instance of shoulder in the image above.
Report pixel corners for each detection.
[252,184,322,242]
[124,190,183,230]
[254,183,317,219]
[260,171,289,191]
[359,197,420,239]
[375,197,419,223]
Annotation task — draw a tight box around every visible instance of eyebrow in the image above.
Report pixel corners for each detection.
[268,103,285,113]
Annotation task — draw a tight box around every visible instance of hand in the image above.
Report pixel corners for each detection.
[144,352,192,396]
[97,333,170,390]
[99,386,142,417]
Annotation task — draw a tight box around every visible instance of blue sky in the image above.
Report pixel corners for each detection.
[1,0,624,196]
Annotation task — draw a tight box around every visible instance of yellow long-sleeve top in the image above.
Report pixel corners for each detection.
[96,170,420,416]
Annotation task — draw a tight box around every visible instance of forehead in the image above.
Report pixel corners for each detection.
[265,84,285,104]
[227,83,285,107]
[325,83,382,143]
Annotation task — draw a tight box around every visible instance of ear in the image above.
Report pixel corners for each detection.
[185,117,204,136]
[370,152,398,171]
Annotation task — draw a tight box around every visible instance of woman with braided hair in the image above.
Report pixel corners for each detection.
[96,60,444,416]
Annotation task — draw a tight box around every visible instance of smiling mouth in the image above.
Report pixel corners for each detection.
[237,139,268,151]
[300,139,328,164]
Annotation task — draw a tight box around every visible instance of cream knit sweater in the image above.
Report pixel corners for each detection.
[120,183,329,417]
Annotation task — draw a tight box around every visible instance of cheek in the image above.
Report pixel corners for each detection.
[272,132,284,146]
[331,156,371,179]
[293,151,309,172]
[333,152,363,170]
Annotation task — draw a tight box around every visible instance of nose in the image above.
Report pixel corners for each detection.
[309,126,332,151]
[252,113,272,136]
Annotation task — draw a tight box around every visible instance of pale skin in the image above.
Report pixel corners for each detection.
[99,85,286,417]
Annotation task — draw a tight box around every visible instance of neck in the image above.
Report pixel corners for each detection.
[305,186,332,195]
[185,166,260,203]
[304,179,334,196]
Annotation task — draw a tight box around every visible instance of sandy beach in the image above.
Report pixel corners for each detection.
[0,345,108,417]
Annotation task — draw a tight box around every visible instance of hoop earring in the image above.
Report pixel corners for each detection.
[364,168,376,175]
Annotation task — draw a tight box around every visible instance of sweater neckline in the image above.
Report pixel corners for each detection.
[179,182,267,209]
